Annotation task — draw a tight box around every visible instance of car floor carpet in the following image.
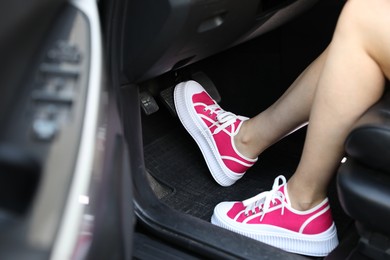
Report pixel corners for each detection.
[144,126,352,236]
[145,124,288,210]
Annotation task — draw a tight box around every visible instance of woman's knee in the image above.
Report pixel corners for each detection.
[335,0,390,75]
[335,0,375,35]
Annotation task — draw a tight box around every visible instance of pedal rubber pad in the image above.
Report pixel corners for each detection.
[139,91,159,115]
[160,86,176,116]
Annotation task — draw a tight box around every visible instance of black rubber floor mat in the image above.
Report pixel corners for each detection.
[144,129,302,221]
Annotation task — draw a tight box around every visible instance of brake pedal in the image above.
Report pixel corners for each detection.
[191,71,221,103]
[159,72,221,116]
[139,91,159,115]
[160,86,177,116]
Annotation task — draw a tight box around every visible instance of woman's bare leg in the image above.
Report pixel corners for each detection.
[235,47,329,158]
[236,0,390,210]
[287,0,390,210]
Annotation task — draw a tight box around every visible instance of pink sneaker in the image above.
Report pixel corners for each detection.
[211,176,339,256]
[174,80,257,186]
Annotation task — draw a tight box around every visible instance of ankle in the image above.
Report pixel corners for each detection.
[291,199,324,211]
[286,183,326,211]
[234,121,259,159]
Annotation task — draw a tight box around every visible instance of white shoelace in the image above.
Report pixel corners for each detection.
[204,104,238,135]
[243,175,287,221]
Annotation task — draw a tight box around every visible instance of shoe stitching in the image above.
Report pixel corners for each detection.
[299,205,330,234]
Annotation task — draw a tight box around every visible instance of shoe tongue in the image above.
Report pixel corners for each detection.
[233,117,248,135]
[279,184,292,206]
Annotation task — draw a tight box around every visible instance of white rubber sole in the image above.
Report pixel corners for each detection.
[211,212,339,257]
[174,81,243,186]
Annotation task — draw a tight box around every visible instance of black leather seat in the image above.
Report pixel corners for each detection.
[338,89,390,260]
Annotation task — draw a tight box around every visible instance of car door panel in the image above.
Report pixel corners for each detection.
[0,1,134,259]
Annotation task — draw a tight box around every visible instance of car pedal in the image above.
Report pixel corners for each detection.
[191,71,221,103]
[139,91,159,115]
[160,86,177,116]
[159,72,221,116]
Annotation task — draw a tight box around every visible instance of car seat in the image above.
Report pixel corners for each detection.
[337,87,390,260]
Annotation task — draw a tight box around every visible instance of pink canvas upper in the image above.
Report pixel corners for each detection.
[192,91,256,174]
[225,185,334,235]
